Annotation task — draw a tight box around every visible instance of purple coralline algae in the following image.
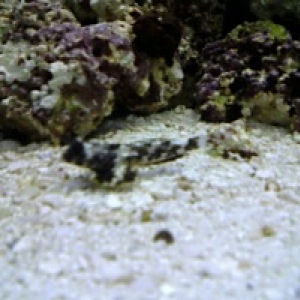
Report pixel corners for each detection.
[139,0,226,101]
[0,1,183,143]
[1,0,300,144]
[195,21,300,131]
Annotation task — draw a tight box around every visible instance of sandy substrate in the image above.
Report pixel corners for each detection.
[0,107,300,300]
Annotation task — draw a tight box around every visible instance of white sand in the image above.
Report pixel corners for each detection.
[0,107,300,300]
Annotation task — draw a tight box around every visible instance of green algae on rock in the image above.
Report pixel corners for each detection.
[250,0,300,38]
[195,21,300,132]
[228,21,289,41]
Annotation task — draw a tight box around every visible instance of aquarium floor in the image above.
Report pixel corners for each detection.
[1,107,300,300]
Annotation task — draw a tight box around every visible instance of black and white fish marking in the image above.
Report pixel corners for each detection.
[63,135,206,186]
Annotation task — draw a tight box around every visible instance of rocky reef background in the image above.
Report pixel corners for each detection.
[0,0,299,143]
